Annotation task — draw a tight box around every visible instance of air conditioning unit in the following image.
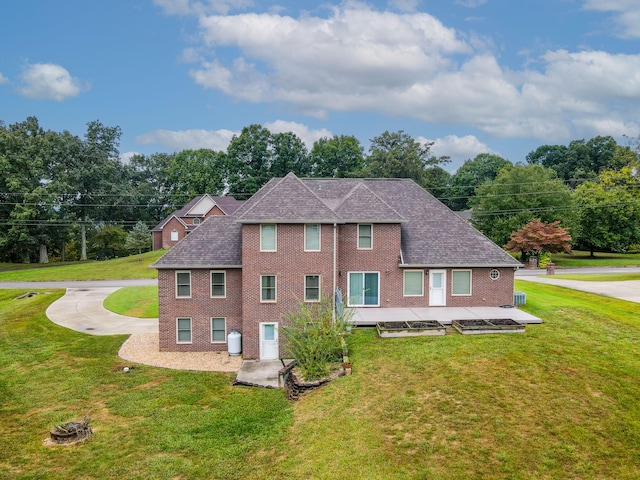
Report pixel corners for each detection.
[514,291,526,306]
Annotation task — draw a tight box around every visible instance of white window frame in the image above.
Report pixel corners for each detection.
[403,270,424,297]
[210,271,226,298]
[210,317,227,344]
[357,224,373,250]
[489,269,501,280]
[176,317,192,344]
[170,230,179,241]
[193,218,200,225]
[260,275,277,303]
[304,224,321,252]
[304,274,321,302]
[347,271,380,307]
[260,224,277,252]
[452,269,472,296]
[175,270,191,298]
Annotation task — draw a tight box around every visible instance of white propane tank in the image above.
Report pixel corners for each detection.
[228,330,242,356]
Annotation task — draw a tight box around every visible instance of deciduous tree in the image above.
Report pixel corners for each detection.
[504,219,572,262]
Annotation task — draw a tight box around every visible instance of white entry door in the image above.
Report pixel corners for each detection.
[260,322,279,360]
[429,270,446,306]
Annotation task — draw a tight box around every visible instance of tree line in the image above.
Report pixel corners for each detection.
[1,116,639,263]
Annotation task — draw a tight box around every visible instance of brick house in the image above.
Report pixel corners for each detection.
[151,194,243,250]
[153,173,521,360]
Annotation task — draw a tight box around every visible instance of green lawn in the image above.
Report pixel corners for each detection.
[2,283,640,479]
[103,286,159,318]
[547,273,640,281]
[0,250,165,281]
[551,250,640,267]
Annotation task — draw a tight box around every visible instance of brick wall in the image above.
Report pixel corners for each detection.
[158,268,243,352]
[443,267,514,307]
[241,223,336,359]
[160,217,187,249]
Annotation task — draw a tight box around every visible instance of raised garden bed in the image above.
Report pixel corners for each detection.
[377,320,446,338]
[452,318,525,335]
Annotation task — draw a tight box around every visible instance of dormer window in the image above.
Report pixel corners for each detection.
[193,218,200,225]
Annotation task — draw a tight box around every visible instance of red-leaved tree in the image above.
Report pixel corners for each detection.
[504,219,572,262]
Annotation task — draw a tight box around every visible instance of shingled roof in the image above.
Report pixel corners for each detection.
[153,215,242,268]
[153,173,519,268]
[152,195,243,231]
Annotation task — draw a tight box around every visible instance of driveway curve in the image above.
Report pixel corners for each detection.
[45,287,158,335]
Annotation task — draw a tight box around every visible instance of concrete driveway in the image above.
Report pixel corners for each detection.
[45,287,158,335]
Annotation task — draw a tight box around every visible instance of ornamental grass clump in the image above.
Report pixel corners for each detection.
[282,297,352,381]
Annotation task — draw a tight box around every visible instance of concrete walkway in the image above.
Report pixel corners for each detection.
[45,287,158,335]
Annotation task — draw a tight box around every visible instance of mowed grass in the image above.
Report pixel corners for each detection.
[103,286,159,318]
[0,289,292,480]
[548,273,640,281]
[0,250,165,281]
[2,283,640,479]
[551,250,640,267]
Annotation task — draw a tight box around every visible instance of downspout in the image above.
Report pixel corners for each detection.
[332,223,337,323]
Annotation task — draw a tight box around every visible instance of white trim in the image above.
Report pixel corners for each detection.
[259,322,279,360]
[170,229,179,242]
[403,270,424,297]
[260,274,277,303]
[304,224,321,252]
[357,224,373,250]
[175,270,191,298]
[176,317,192,344]
[429,270,447,306]
[490,269,501,280]
[210,317,227,344]
[260,224,277,252]
[347,271,380,307]
[210,270,226,298]
[304,274,321,302]
[452,269,473,296]
[185,194,216,216]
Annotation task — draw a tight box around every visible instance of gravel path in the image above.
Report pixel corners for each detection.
[118,333,243,372]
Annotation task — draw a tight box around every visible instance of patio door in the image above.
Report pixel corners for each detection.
[429,270,446,306]
[260,322,279,360]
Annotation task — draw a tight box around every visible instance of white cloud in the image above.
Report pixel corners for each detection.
[120,151,140,164]
[0,72,7,84]
[17,63,85,101]
[177,3,640,143]
[583,0,640,38]
[136,128,237,151]
[263,120,332,148]
[420,134,494,171]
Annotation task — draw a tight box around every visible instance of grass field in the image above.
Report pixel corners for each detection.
[550,250,640,267]
[549,273,640,281]
[0,250,164,281]
[103,286,159,318]
[2,282,640,479]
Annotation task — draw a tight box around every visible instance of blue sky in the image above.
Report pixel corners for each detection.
[1,0,639,171]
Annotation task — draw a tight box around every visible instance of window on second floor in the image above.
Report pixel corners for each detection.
[170,230,179,241]
[210,271,226,298]
[305,274,320,302]
[260,224,277,251]
[261,275,277,302]
[176,271,191,298]
[357,224,372,249]
[304,224,321,251]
